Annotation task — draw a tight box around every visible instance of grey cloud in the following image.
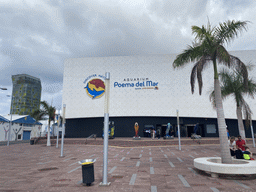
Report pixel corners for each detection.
[0,0,256,114]
[147,0,208,24]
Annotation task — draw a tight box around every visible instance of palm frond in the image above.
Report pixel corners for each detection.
[215,20,249,45]
[230,55,248,89]
[192,22,214,43]
[192,25,208,42]
[243,100,252,117]
[245,77,256,98]
[190,56,209,94]
[38,101,56,123]
[216,45,231,66]
[40,101,50,112]
[173,45,204,68]
[242,100,252,129]
[209,90,216,108]
[30,109,47,122]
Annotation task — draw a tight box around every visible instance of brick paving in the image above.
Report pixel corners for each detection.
[0,137,256,192]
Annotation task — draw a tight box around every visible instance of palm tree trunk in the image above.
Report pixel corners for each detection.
[47,121,51,146]
[214,78,232,164]
[236,105,246,140]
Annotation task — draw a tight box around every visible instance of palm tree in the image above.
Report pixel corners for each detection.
[173,20,249,164]
[210,69,256,140]
[31,101,56,146]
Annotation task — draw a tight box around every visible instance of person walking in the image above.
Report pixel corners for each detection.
[194,123,199,135]
[151,126,155,140]
[157,129,161,139]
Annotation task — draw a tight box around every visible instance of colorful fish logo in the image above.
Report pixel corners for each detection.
[85,78,105,99]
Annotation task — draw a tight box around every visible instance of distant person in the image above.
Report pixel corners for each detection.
[235,135,246,159]
[194,123,199,135]
[243,146,254,160]
[228,136,236,157]
[170,129,174,137]
[151,129,154,140]
[157,129,161,139]
[236,135,246,151]
[226,127,230,138]
[151,126,155,139]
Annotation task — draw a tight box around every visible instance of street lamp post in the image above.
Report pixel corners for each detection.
[7,111,13,146]
[177,109,181,151]
[100,72,111,186]
[56,110,61,148]
[7,94,20,146]
[60,104,66,157]
[7,94,14,146]
[7,105,19,146]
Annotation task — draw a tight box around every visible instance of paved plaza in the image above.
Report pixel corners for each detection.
[1,138,256,192]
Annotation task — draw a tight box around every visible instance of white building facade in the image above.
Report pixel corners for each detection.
[62,50,256,138]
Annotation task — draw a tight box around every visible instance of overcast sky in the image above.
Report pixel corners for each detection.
[0,0,256,115]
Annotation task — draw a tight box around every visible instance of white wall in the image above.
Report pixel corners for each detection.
[0,122,14,141]
[63,50,256,120]
[0,122,41,141]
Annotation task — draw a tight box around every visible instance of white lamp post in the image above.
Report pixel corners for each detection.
[56,110,61,148]
[60,105,66,157]
[7,111,13,146]
[100,72,111,186]
[177,109,181,151]
[7,94,16,146]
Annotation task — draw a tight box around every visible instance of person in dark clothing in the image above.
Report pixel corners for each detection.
[235,149,244,159]
[235,135,246,159]
[194,123,199,134]
[157,129,161,139]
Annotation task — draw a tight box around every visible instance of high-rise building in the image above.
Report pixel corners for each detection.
[11,74,42,115]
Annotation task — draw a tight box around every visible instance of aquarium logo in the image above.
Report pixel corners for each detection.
[84,78,105,99]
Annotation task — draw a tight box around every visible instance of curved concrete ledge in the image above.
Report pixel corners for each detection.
[194,157,256,177]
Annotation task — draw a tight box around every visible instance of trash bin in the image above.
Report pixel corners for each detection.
[79,159,96,186]
[30,139,34,145]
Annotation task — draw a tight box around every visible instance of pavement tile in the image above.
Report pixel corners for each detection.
[1,138,256,192]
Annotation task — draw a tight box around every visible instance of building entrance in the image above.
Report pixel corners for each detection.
[23,131,31,140]
[161,125,167,137]
[185,124,204,137]
[156,124,170,137]
[187,125,194,137]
